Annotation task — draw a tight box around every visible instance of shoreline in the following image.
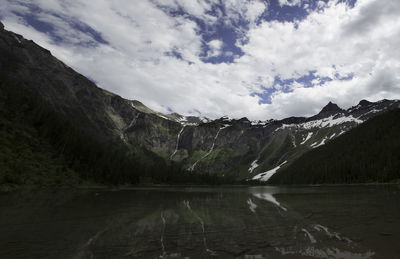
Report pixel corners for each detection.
[1,181,399,193]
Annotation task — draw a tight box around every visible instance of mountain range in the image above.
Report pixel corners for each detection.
[1,21,399,185]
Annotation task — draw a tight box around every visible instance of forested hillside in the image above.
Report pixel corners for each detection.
[269,108,400,184]
[0,75,232,186]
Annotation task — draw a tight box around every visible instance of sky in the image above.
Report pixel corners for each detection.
[1,0,400,120]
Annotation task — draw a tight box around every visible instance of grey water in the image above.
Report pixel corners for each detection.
[0,185,399,258]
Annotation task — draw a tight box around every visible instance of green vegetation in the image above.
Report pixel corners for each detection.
[184,150,207,168]
[269,108,400,184]
[0,116,82,186]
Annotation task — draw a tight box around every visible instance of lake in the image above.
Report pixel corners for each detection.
[0,185,399,258]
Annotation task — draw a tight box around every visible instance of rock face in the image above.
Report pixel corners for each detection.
[320,101,343,113]
[311,101,344,120]
[1,23,399,181]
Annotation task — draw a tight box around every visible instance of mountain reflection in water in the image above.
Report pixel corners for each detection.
[0,185,399,258]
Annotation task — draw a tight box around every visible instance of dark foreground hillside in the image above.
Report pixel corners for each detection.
[269,108,400,184]
[0,75,145,185]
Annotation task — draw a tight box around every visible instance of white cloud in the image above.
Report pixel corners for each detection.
[206,39,223,57]
[237,0,400,117]
[224,0,268,24]
[288,81,304,91]
[1,0,400,120]
[245,0,268,23]
[317,1,326,9]
[278,0,303,7]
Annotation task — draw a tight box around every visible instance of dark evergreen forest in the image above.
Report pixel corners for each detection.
[269,108,400,184]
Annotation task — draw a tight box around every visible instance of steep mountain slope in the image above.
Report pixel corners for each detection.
[1,22,399,184]
[0,23,224,185]
[269,108,400,184]
[0,74,141,185]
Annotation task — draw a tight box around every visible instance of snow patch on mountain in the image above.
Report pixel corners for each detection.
[277,115,363,131]
[175,116,192,125]
[251,120,269,126]
[348,104,362,112]
[357,108,384,118]
[312,137,327,148]
[252,161,287,182]
[220,115,233,122]
[174,115,208,126]
[300,132,313,144]
[291,133,296,147]
[221,124,231,130]
[201,117,210,123]
[248,160,259,174]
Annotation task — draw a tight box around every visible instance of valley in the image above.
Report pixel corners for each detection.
[1,21,399,185]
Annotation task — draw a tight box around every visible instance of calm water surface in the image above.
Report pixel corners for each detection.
[0,185,399,258]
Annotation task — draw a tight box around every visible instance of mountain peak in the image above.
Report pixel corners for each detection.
[319,101,343,114]
[0,21,4,30]
[358,99,372,106]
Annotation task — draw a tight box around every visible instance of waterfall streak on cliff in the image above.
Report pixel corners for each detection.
[170,126,185,159]
[126,113,140,130]
[189,125,229,171]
